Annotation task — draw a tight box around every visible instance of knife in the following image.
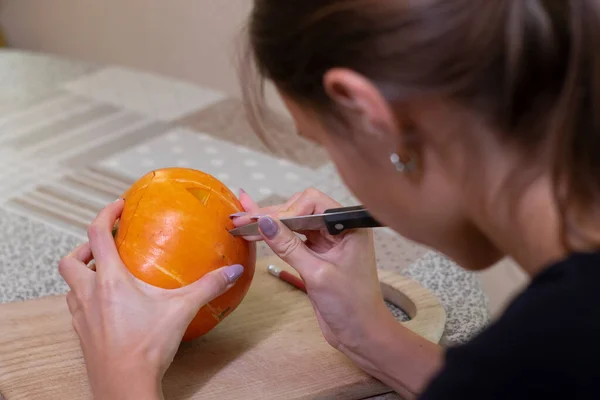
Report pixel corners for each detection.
[228,205,383,236]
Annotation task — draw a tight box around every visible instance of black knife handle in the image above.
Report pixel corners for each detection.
[323,206,382,235]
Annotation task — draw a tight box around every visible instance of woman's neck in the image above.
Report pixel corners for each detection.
[478,174,569,277]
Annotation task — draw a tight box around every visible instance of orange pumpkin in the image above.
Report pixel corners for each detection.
[113,168,256,341]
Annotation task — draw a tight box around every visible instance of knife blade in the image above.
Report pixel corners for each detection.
[228,206,383,236]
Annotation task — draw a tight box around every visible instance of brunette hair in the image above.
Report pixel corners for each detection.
[242,0,600,249]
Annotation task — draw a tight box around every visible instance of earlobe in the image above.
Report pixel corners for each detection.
[390,152,417,173]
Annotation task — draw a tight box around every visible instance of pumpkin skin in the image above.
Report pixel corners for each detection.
[114,168,256,341]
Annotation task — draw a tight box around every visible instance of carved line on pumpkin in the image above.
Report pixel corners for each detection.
[214,242,234,267]
[218,307,231,320]
[170,178,240,212]
[152,260,188,286]
[205,301,226,322]
[185,187,212,206]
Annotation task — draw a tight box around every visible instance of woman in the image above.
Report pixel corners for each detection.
[59,0,600,398]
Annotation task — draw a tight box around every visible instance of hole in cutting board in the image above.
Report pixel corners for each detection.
[385,301,410,322]
[380,280,414,322]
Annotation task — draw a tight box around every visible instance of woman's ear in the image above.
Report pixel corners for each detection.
[324,68,423,176]
[323,68,398,140]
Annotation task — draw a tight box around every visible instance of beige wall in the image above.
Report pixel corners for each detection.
[2,0,254,98]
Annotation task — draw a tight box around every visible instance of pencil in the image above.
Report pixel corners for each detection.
[267,265,307,293]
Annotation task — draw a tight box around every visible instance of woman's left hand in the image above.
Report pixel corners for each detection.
[59,199,244,400]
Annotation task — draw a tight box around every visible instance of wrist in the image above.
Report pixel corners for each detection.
[91,364,163,400]
[338,310,442,395]
[338,308,399,370]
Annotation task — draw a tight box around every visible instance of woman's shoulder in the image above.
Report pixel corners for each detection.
[466,250,600,363]
[506,250,600,323]
[500,252,600,336]
[420,251,600,400]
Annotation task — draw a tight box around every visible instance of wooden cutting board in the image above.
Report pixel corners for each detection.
[0,257,445,400]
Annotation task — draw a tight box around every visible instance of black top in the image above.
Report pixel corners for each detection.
[420,251,600,399]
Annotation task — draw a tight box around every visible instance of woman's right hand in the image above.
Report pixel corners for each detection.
[233,189,394,352]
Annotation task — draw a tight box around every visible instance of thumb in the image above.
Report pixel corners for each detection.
[258,217,316,273]
[178,264,245,309]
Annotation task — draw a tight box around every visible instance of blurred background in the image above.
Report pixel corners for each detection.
[0,1,528,320]
[2,1,256,100]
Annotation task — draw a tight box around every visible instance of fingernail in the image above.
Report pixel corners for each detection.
[229,212,247,219]
[223,264,244,283]
[258,216,279,239]
[249,214,267,220]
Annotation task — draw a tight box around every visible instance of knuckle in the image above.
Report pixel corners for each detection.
[211,270,231,292]
[66,291,85,315]
[71,318,81,334]
[293,188,340,211]
[277,236,303,260]
[86,223,101,241]
[58,257,71,277]
[304,187,338,205]
[65,292,75,311]
[288,192,303,204]
[311,263,336,290]
[74,288,91,304]
[304,187,322,198]
[97,276,125,298]
[180,270,231,305]
[283,193,302,211]
[197,270,230,300]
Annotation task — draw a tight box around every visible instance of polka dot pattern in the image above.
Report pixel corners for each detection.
[217,172,230,181]
[99,128,315,202]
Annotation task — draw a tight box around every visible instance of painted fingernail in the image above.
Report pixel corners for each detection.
[223,264,244,283]
[258,216,279,239]
[229,212,247,219]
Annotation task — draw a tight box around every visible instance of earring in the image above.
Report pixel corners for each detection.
[390,152,416,173]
